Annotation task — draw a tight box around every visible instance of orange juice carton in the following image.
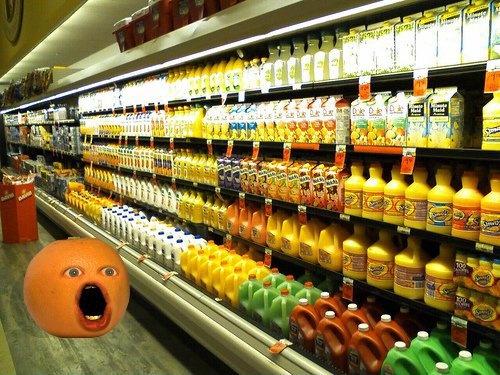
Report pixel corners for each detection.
[322,96,337,144]
[325,165,350,212]
[284,100,298,142]
[309,97,325,144]
[239,158,251,193]
[375,19,398,74]
[246,103,257,141]
[311,163,327,208]
[299,162,316,206]
[350,96,370,145]
[228,104,240,140]
[406,90,433,147]
[266,159,279,199]
[427,87,465,149]
[287,162,302,204]
[257,160,269,196]
[266,101,280,141]
[386,92,408,146]
[220,104,232,140]
[367,92,391,146]
[255,102,267,141]
[336,96,351,145]
[277,161,292,201]
[296,98,313,143]
[358,26,378,76]
[247,159,260,195]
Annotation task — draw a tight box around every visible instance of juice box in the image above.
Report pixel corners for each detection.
[266,159,279,199]
[386,92,408,146]
[311,163,327,208]
[325,165,350,212]
[322,96,337,144]
[276,161,292,201]
[287,162,302,204]
[375,19,399,74]
[247,159,260,194]
[358,26,378,75]
[367,93,390,145]
[406,90,433,147]
[239,157,250,193]
[350,97,370,145]
[415,8,443,68]
[462,0,491,63]
[256,102,267,141]
[274,100,288,142]
[437,2,468,67]
[237,104,248,140]
[284,99,298,143]
[309,97,324,144]
[299,162,316,206]
[342,28,361,78]
[336,96,351,145]
[296,98,313,143]
[427,87,464,149]
[490,0,500,59]
[246,103,257,141]
[454,255,499,297]
[257,160,269,197]
[220,104,231,140]
[232,157,241,191]
[395,15,418,71]
[224,156,234,188]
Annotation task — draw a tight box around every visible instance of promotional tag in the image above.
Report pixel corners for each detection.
[238,91,245,102]
[283,143,291,162]
[265,198,273,217]
[252,142,260,160]
[484,59,500,93]
[239,192,245,209]
[170,137,175,150]
[207,139,213,155]
[264,248,272,268]
[298,205,307,225]
[359,75,371,100]
[342,277,354,301]
[135,135,139,147]
[335,144,347,168]
[400,147,416,175]
[451,316,468,347]
[226,140,234,158]
[225,234,232,249]
[413,68,428,97]
[150,136,154,149]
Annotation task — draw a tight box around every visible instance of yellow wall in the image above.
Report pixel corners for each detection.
[0,0,83,78]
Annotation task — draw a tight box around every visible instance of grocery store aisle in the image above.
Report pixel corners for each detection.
[0,213,236,375]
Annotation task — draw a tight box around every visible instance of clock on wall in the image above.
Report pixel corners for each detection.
[2,0,23,44]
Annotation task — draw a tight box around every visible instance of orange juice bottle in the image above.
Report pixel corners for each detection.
[299,218,326,264]
[314,310,351,372]
[344,161,365,216]
[251,208,268,245]
[341,303,371,336]
[222,249,242,267]
[180,244,198,279]
[427,167,456,234]
[226,201,240,235]
[479,173,500,246]
[269,289,299,337]
[362,162,386,220]
[212,260,233,299]
[281,214,301,257]
[384,164,408,225]
[343,224,372,280]
[367,230,399,289]
[374,314,411,351]
[224,266,247,308]
[190,249,209,286]
[289,298,321,352]
[318,223,351,272]
[452,171,483,240]
[238,204,257,240]
[266,210,289,250]
[405,166,430,229]
[234,254,257,277]
[425,244,457,312]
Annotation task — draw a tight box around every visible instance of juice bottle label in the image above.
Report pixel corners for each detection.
[454,258,470,278]
[282,238,292,252]
[362,192,385,213]
[319,249,332,265]
[395,265,425,289]
[289,317,300,343]
[471,269,495,288]
[452,205,481,231]
[472,302,497,322]
[344,190,362,211]
[384,194,406,218]
[343,251,367,272]
[480,210,500,237]
[454,293,472,318]
[367,258,394,281]
[315,333,327,361]
[299,243,313,257]
[427,201,453,227]
[348,348,363,373]
[405,198,427,222]
[425,274,457,302]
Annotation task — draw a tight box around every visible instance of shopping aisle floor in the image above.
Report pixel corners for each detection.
[0,213,236,375]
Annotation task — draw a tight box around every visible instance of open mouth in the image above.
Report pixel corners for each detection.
[78,284,110,330]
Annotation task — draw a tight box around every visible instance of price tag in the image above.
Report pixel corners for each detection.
[359,75,371,100]
[451,316,468,347]
[283,143,291,162]
[269,339,292,354]
[413,68,428,97]
[484,59,500,93]
[475,242,494,253]
[252,141,260,160]
[221,92,228,105]
[225,234,232,249]
[339,213,350,222]
[239,192,246,209]
[215,186,224,201]
[154,103,159,113]
[162,271,178,281]
[265,198,273,217]
[401,147,416,175]
[137,254,149,262]
[238,91,245,102]
[261,86,270,94]
[152,173,157,185]
[124,135,128,146]
[133,105,137,115]
[298,205,307,225]
[226,140,234,157]
[170,137,175,150]
[397,225,411,235]
[150,136,154,149]
[264,248,272,268]
[292,83,302,91]
[207,139,213,155]
[135,135,139,147]
[115,242,127,251]
[335,144,347,168]
[118,135,122,146]
[342,277,354,301]
[133,170,137,180]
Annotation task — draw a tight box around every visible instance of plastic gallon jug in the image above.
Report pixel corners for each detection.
[234,254,257,277]
[299,218,326,264]
[410,331,453,372]
[277,275,304,296]
[473,339,499,375]
[375,314,411,351]
[262,268,286,288]
[381,341,426,375]
[199,254,219,293]
[210,198,222,229]
[247,261,271,281]
[362,163,386,220]
[318,223,350,272]
[344,161,366,216]
[430,321,459,361]
[452,171,483,240]
[394,306,427,339]
[384,164,408,225]
[252,281,280,327]
[314,311,351,372]
[238,204,257,239]
[289,298,321,352]
[341,303,370,336]
[266,210,289,250]
[281,214,301,257]
[295,282,322,305]
[347,323,387,375]
[250,208,268,245]
[482,92,500,150]
[269,289,299,337]
[224,266,247,308]
[217,200,229,231]
[221,249,241,267]
[361,295,385,328]
[238,274,263,315]
[190,249,209,286]
[404,166,430,229]
[366,230,399,289]
[343,224,372,280]
[450,350,486,375]
[425,244,457,311]
[394,236,430,300]
[314,291,345,318]
[427,168,455,234]
[212,260,233,299]
[172,239,188,266]
[479,173,500,246]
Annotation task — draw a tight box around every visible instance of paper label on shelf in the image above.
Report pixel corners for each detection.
[252,142,260,160]
[115,242,127,250]
[401,147,416,175]
[475,242,494,253]
[413,68,428,97]
[339,213,351,222]
[238,91,245,102]
[451,315,468,347]
[137,254,149,262]
[264,248,272,268]
[283,143,291,162]
[269,339,292,354]
[335,144,346,168]
[170,138,174,150]
[342,277,354,301]
[226,140,233,158]
[162,271,178,281]
[485,59,500,93]
[225,234,232,249]
[265,198,272,217]
[359,75,371,100]
[298,205,307,225]
[239,192,245,209]
[207,139,213,155]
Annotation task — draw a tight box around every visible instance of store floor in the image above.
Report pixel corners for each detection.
[0,213,236,375]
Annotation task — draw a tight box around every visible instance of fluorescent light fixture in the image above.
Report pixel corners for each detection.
[2,0,405,114]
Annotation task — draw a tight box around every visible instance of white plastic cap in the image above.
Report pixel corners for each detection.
[459,350,472,361]
[320,292,330,298]
[348,303,358,311]
[381,314,391,323]
[435,362,449,373]
[299,298,308,305]
[417,331,429,340]
[394,341,406,350]
[325,311,335,319]
[358,323,369,332]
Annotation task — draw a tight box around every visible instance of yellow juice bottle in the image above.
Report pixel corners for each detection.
[212,260,233,299]
[479,173,500,246]
[201,61,212,97]
[217,200,229,230]
[404,166,430,229]
[191,192,205,224]
[344,161,366,216]
[202,196,213,226]
[394,236,431,299]
[266,209,289,250]
[343,224,372,280]
[232,57,244,91]
[181,244,198,279]
[383,164,408,225]
[424,244,457,312]
[299,218,327,264]
[224,266,247,308]
[191,105,204,138]
[452,171,483,240]
[362,162,386,221]
[199,254,220,292]
[427,167,456,234]
[367,230,399,289]
[193,64,203,97]
[318,223,351,272]
[216,59,227,95]
[224,56,236,93]
[209,61,219,96]
[210,198,222,229]
[248,261,272,281]
[281,213,301,257]
[190,249,209,286]
[222,249,242,267]
[234,254,257,278]
[482,92,500,150]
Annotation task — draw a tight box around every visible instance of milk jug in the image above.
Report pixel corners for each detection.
[299,218,326,264]
[343,224,372,280]
[427,167,455,234]
[362,163,386,221]
[318,223,350,272]
[289,298,321,354]
[252,281,280,327]
[404,166,430,229]
[452,171,483,240]
[367,230,399,289]
[424,244,457,312]
[383,164,408,225]
[480,173,500,245]
[314,311,351,372]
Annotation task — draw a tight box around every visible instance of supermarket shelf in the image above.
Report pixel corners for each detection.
[7,141,83,159]
[4,119,78,127]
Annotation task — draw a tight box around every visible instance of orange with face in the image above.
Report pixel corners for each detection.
[23,238,130,337]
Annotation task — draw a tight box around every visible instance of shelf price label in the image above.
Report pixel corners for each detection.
[154,103,159,113]
[226,140,234,157]
[215,186,224,201]
[171,177,177,191]
[298,205,307,225]
[400,147,416,175]
[221,92,228,106]
[413,68,428,97]
[475,242,494,253]
[264,248,272,268]
[207,139,213,155]
[150,136,154,149]
[133,105,137,115]
[269,339,292,355]
[265,198,273,217]
[225,234,232,249]
[451,316,468,348]
[152,173,157,186]
[484,59,500,93]
[239,192,246,209]
[397,225,411,235]
[335,144,347,168]
[283,143,291,162]
[124,135,128,146]
[238,91,246,103]
[339,213,350,222]
[342,277,354,301]
[170,137,175,150]
[359,75,371,100]
[252,142,260,160]
[118,135,122,146]
[135,135,139,147]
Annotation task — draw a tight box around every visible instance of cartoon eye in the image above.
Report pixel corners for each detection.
[102,267,117,277]
[65,267,82,278]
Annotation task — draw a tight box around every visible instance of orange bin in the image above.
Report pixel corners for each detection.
[1,183,38,243]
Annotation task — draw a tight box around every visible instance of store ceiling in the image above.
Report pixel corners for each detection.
[0,0,144,86]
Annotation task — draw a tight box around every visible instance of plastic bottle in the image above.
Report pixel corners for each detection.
[295,282,322,305]
[191,249,209,286]
[394,306,427,339]
[450,350,486,375]
[314,311,351,371]
[302,33,319,84]
[430,321,459,362]
[181,244,199,277]
[314,291,345,319]
[384,164,408,225]
[479,173,500,245]
[361,295,385,329]
[341,303,371,336]
[375,314,411,351]
[212,259,233,299]
[344,161,366,216]
[224,266,247,308]
[233,254,257,277]
[274,40,291,87]
[172,239,188,267]
[452,171,483,240]
[366,230,399,289]
[343,224,372,280]
[199,254,219,293]
[276,275,304,296]
[238,274,263,315]
[247,261,271,281]
[266,210,288,250]
[250,208,267,245]
[280,214,301,257]
[314,30,331,82]
[394,237,431,300]
[347,323,387,375]
[252,281,280,327]
[409,331,454,372]
[473,339,499,375]
[381,341,426,375]
[238,204,256,240]
[404,166,430,229]
[425,244,457,312]
[482,92,500,150]
[362,163,386,220]
[289,298,321,352]
[299,218,326,264]
[269,289,299,337]
[427,168,456,234]
[222,249,241,267]
[226,201,240,235]
[231,57,244,92]
[317,223,350,272]
[288,37,304,85]
[261,42,277,90]
[262,268,286,288]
